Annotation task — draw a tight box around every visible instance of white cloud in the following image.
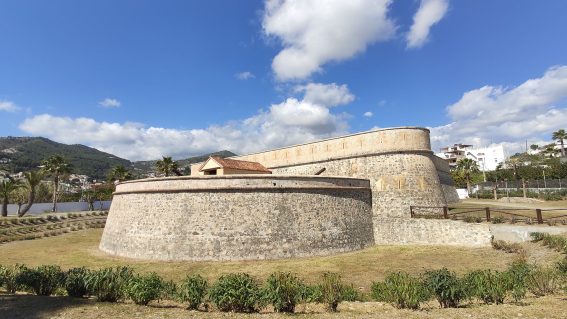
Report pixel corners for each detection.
[407,0,449,48]
[0,100,20,112]
[19,83,354,161]
[295,83,355,107]
[235,71,255,80]
[363,111,373,117]
[430,65,567,154]
[99,98,121,108]
[263,0,396,81]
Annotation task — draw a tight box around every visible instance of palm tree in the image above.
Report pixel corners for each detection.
[155,156,181,177]
[455,158,480,194]
[108,165,132,182]
[552,129,566,157]
[41,155,72,212]
[18,170,44,217]
[0,177,23,217]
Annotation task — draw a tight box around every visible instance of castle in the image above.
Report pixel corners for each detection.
[100,127,492,261]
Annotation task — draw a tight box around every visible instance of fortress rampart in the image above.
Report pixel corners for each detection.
[100,175,374,261]
[192,127,459,218]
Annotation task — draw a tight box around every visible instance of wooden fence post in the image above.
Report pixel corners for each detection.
[410,206,414,218]
[443,206,448,219]
[485,207,491,222]
[536,209,543,224]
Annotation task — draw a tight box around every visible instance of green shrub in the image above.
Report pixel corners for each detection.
[530,232,546,242]
[319,272,349,312]
[126,272,165,306]
[463,270,507,304]
[371,272,430,310]
[556,258,567,274]
[463,216,483,223]
[491,216,506,224]
[503,258,533,302]
[178,274,208,310]
[0,264,25,293]
[65,267,91,298]
[543,235,567,252]
[208,273,261,313]
[301,284,322,303]
[262,272,305,313]
[341,284,362,302]
[86,266,133,302]
[16,265,65,296]
[423,268,466,308]
[527,267,563,296]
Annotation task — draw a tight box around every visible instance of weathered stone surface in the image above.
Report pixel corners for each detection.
[373,217,492,247]
[100,176,374,261]
[490,224,567,243]
[191,127,459,218]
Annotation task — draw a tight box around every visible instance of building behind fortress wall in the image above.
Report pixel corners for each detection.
[191,127,460,218]
[190,127,492,247]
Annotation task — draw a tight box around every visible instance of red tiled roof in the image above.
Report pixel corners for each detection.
[200,156,271,173]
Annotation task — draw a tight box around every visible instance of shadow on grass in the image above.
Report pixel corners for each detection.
[0,293,92,319]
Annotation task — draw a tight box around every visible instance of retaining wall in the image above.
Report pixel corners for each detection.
[373,217,492,247]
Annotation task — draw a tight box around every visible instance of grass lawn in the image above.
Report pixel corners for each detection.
[1,228,566,318]
[0,229,514,290]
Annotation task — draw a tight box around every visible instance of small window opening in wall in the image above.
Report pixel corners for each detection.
[204,170,217,175]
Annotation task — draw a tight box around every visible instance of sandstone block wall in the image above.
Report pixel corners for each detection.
[373,217,492,247]
[191,128,459,218]
[100,176,374,261]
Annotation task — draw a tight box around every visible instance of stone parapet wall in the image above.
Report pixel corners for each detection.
[373,217,492,247]
[271,153,446,218]
[189,128,459,218]
[100,176,374,261]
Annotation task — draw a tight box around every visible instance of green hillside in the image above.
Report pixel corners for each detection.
[0,137,132,180]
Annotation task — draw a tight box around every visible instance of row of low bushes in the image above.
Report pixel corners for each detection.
[372,258,566,309]
[0,211,108,227]
[1,260,566,313]
[0,265,358,313]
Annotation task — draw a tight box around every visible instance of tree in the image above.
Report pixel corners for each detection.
[530,144,539,151]
[155,156,181,177]
[41,155,72,212]
[552,129,566,157]
[108,165,132,183]
[0,177,23,217]
[455,158,480,194]
[18,170,45,217]
[543,144,558,158]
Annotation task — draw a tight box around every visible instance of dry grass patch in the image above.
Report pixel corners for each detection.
[0,229,512,291]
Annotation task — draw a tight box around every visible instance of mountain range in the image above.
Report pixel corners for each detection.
[0,136,236,180]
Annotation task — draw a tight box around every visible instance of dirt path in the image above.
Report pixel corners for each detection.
[2,293,566,319]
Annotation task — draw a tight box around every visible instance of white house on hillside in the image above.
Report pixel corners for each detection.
[436,144,506,171]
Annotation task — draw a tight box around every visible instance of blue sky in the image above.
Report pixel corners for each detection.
[1,0,567,160]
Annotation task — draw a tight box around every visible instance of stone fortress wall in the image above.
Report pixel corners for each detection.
[101,127,490,262]
[193,127,460,218]
[100,176,375,261]
[189,127,490,247]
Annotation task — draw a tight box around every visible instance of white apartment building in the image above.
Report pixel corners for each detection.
[436,144,506,171]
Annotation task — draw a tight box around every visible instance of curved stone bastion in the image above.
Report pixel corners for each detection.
[99,175,374,261]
